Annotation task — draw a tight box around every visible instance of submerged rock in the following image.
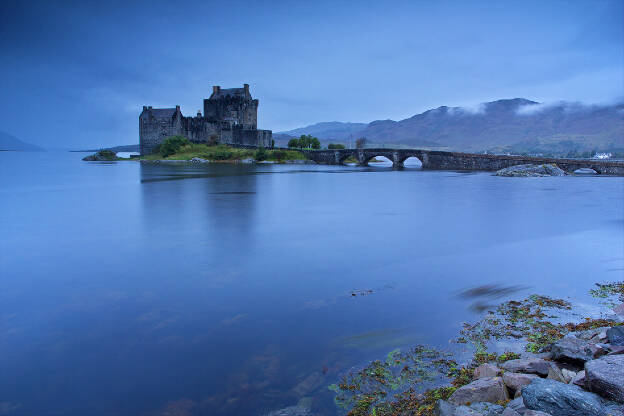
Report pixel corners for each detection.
[522,378,605,416]
[495,164,566,177]
[585,355,624,403]
[448,377,508,406]
[265,397,312,416]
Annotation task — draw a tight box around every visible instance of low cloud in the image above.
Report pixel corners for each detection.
[448,103,486,115]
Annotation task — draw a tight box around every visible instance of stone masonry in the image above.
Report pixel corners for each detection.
[302,148,624,174]
[139,84,272,155]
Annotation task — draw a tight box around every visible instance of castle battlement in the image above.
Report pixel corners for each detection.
[139,84,271,155]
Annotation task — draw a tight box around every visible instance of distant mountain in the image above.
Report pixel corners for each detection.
[0,131,43,151]
[74,144,139,153]
[277,99,624,155]
[278,122,367,141]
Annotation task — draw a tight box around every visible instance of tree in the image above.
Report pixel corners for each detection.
[328,143,345,149]
[160,135,189,157]
[288,135,320,149]
[355,137,368,149]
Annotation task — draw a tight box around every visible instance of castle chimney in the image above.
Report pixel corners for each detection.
[244,84,249,95]
[143,106,147,111]
[213,86,220,95]
[175,105,180,111]
[197,110,202,117]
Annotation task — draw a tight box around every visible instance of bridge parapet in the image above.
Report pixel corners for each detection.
[301,148,624,174]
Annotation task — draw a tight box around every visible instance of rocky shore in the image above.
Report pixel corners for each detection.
[327,283,624,416]
[437,325,624,416]
[495,164,567,177]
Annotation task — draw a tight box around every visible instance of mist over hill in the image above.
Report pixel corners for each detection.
[277,99,624,155]
[0,131,44,151]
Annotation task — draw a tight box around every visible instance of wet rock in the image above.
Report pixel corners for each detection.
[502,372,539,393]
[609,346,624,355]
[550,334,595,363]
[522,378,605,416]
[448,377,509,406]
[607,327,624,346]
[190,157,207,163]
[474,363,500,379]
[560,368,577,383]
[505,397,526,415]
[614,303,624,320]
[435,399,456,416]
[524,411,552,416]
[454,406,484,416]
[585,355,624,403]
[502,408,521,416]
[574,327,611,341]
[571,370,586,387]
[469,402,505,416]
[500,358,550,376]
[495,164,566,177]
[546,364,566,383]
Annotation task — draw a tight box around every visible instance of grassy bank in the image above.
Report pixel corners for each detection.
[140,143,307,162]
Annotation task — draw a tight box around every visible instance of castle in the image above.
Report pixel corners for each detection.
[139,84,272,155]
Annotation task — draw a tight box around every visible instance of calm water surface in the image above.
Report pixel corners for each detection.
[1,152,623,415]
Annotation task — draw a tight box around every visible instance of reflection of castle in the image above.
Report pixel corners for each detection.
[139,84,272,155]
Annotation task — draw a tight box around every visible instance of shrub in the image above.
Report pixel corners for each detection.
[212,145,233,160]
[272,150,286,160]
[328,143,345,149]
[288,138,300,148]
[160,135,189,157]
[255,146,267,161]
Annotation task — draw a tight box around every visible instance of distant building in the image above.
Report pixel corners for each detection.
[593,152,612,160]
[139,84,272,155]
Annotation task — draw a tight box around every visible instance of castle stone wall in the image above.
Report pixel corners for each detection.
[140,84,271,155]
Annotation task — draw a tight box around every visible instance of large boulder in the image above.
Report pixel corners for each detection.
[585,355,624,403]
[503,372,539,393]
[495,164,566,177]
[448,377,509,406]
[607,327,624,346]
[522,378,605,416]
[524,411,552,416]
[550,334,596,363]
[500,358,550,376]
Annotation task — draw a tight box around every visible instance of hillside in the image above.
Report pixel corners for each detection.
[277,99,624,155]
[0,131,43,151]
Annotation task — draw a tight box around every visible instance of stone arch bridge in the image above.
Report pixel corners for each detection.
[300,148,624,175]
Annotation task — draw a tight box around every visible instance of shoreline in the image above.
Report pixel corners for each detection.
[330,282,624,416]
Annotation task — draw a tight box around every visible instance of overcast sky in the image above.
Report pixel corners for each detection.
[1,0,622,149]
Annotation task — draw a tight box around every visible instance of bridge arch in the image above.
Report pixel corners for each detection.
[362,154,394,166]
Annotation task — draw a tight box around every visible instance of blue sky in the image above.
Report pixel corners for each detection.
[1,0,622,148]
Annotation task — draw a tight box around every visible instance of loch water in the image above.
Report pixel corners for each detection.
[1,151,623,415]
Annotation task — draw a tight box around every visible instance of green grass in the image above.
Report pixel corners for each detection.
[140,143,306,162]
